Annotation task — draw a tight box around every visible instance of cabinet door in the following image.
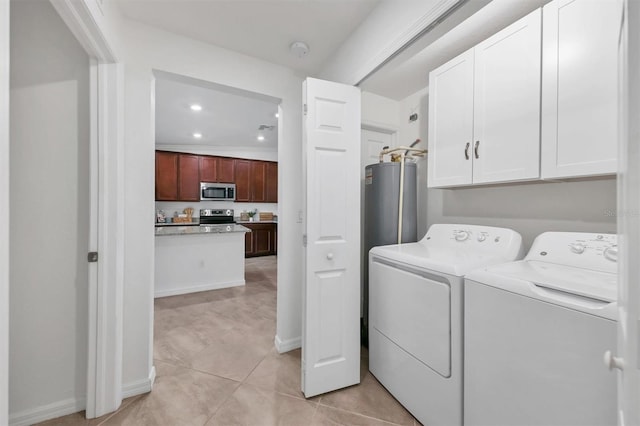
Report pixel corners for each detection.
[265,162,278,203]
[199,156,217,182]
[234,159,251,202]
[218,157,235,183]
[178,154,200,201]
[245,229,254,257]
[427,49,474,188]
[472,9,541,184]
[155,151,178,200]
[272,224,277,255]
[251,161,267,202]
[253,225,273,256]
[541,0,621,179]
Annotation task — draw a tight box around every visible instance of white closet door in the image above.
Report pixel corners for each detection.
[541,0,621,179]
[427,49,474,188]
[472,8,541,184]
[302,77,361,398]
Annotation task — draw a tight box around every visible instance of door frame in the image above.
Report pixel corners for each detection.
[1,1,9,424]
[47,0,123,419]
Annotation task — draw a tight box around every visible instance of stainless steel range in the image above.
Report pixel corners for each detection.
[199,209,235,225]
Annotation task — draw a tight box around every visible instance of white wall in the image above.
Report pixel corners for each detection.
[398,88,429,238]
[399,87,617,250]
[0,0,9,423]
[119,17,304,387]
[9,0,90,421]
[319,0,462,85]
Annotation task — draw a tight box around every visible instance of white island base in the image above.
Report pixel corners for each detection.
[155,226,249,298]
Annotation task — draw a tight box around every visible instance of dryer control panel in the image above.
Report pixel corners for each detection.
[525,232,617,273]
[420,224,525,260]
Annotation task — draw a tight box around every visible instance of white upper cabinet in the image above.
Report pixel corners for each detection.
[427,50,474,187]
[472,9,541,185]
[541,0,621,179]
[428,9,542,188]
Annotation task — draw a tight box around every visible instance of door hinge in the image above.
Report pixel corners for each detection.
[303,104,307,115]
[303,234,307,247]
[88,251,99,263]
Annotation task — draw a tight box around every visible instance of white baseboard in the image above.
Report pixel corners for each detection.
[122,366,156,399]
[9,397,86,426]
[154,280,244,298]
[9,367,157,426]
[274,335,301,353]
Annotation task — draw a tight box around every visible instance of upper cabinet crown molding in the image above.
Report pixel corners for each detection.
[541,0,622,179]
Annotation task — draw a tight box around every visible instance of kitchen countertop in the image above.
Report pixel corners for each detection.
[235,220,278,224]
[155,224,251,236]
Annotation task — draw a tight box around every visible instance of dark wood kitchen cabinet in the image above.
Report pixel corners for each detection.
[155,151,200,201]
[244,223,277,257]
[251,161,267,202]
[234,159,251,202]
[265,161,278,203]
[199,156,236,183]
[155,151,178,200]
[234,159,277,203]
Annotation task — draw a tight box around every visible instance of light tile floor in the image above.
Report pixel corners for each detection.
[38,256,418,426]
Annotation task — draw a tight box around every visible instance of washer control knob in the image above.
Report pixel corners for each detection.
[604,246,618,262]
[455,231,469,242]
[569,243,586,254]
[477,234,486,242]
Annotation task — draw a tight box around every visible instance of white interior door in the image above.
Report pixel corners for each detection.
[616,1,640,424]
[302,77,361,398]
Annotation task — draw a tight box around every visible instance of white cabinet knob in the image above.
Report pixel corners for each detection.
[603,350,624,371]
[326,253,334,260]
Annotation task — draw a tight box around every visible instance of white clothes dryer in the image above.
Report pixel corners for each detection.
[368,224,524,426]
[464,232,618,426]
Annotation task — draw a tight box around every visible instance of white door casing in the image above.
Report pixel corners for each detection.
[616,1,640,424]
[49,0,123,419]
[0,0,9,424]
[302,77,361,398]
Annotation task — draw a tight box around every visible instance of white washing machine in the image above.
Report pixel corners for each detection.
[464,232,618,426]
[368,224,524,426]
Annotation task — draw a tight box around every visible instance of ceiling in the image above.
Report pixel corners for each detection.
[116,0,381,76]
[360,0,551,99]
[154,72,280,149]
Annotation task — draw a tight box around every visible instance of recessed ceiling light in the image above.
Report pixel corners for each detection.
[190,104,202,111]
[257,135,265,141]
[275,113,279,118]
[193,132,202,139]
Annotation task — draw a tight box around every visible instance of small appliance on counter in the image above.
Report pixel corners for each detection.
[200,209,235,225]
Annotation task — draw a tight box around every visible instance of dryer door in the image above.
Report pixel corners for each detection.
[370,258,451,377]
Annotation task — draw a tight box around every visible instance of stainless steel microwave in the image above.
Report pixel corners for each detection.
[200,182,236,201]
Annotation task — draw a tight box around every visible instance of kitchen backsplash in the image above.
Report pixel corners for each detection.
[156,201,278,220]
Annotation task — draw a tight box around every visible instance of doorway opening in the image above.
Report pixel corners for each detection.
[151,70,282,395]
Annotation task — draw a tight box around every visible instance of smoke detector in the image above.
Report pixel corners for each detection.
[290,41,310,58]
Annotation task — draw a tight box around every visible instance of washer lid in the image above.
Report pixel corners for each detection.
[466,260,618,320]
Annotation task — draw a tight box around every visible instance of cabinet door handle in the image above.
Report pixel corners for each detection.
[464,142,470,160]
[474,141,480,159]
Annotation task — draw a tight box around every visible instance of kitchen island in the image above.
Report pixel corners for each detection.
[154,224,251,298]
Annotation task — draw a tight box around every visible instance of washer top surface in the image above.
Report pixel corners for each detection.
[466,232,618,318]
[369,224,524,276]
